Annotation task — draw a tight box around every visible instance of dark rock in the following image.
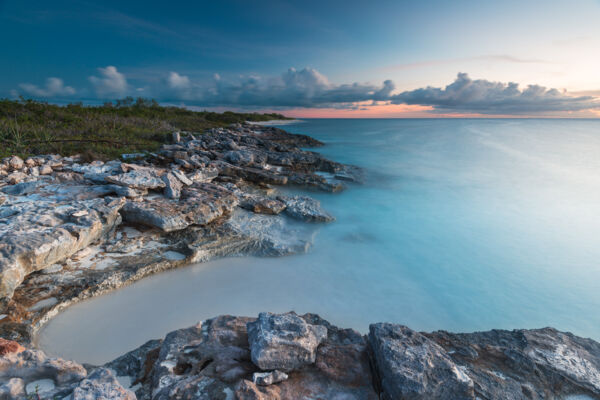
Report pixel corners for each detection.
[368,323,475,400]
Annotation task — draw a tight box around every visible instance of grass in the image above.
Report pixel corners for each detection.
[0,97,290,159]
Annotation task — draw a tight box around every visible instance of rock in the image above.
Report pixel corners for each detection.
[71,368,135,400]
[6,172,26,185]
[172,131,181,143]
[106,169,165,190]
[120,183,238,232]
[0,377,24,398]
[0,197,125,306]
[0,348,86,385]
[252,370,288,386]
[240,196,286,215]
[8,156,23,171]
[278,195,335,222]
[247,312,328,372]
[29,166,39,177]
[187,167,218,183]
[171,169,193,186]
[426,327,600,399]
[39,164,53,175]
[0,181,41,196]
[0,339,24,356]
[368,323,474,400]
[162,172,182,199]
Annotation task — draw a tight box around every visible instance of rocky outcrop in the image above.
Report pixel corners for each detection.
[0,122,353,342]
[278,195,335,222]
[108,312,377,400]
[0,196,125,307]
[71,368,136,400]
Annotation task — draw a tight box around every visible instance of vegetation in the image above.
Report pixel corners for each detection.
[0,97,290,159]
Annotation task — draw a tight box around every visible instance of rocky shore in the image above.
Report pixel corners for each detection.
[0,123,599,399]
[0,312,599,399]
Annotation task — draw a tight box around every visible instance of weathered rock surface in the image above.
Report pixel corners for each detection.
[278,195,335,222]
[107,312,377,400]
[71,368,136,400]
[0,196,125,307]
[369,323,474,400]
[247,312,328,371]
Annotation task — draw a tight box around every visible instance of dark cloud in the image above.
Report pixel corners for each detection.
[191,68,394,108]
[391,73,600,114]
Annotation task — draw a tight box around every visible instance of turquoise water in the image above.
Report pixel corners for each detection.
[39,119,600,364]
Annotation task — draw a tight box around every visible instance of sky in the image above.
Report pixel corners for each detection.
[1,0,600,117]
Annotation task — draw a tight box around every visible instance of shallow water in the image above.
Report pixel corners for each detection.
[39,119,600,365]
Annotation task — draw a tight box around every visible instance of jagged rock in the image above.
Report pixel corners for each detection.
[0,197,125,306]
[162,172,182,199]
[71,368,136,400]
[278,195,334,222]
[121,183,238,232]
[172,131,181,143]
[368,323,475,400]
[171,169,192,186]
[240,196,286,215]
[8,156,23,171]
[187,167,219,183]
[0,348,86,385]
[106,169,165,190]
[425,327,600,399]
[252,370,288,386]
[247,312,328,372]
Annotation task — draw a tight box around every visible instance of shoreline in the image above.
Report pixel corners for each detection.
[0,122,599,399]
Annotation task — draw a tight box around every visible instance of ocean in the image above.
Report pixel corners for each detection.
[38,118,600,364]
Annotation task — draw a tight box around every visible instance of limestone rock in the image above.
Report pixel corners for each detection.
[368,323,474,400]
[106,169,165,190]
[187,167,218,183]
[252,370,288,386]
[0,197,125,306]
[278,195,334,222]
[0,377,24,398]
[71,368,135,400]
[8,156,23,171]
[121,183,238,232]
[247,312,327,372]
[162,172,182,199]
[0,349,86,385]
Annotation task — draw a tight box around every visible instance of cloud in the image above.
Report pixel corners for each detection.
[167,72,191,90]
[18,77,76,97]
[390,73,600,114]
[89,66,128,97]
[190,67,394,108]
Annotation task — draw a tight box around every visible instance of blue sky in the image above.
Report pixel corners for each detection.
[2,0,600,116]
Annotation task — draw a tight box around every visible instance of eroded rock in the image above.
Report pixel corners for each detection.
[247,312,327,372]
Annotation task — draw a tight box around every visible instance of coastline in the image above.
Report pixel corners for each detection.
[0,122,598,399]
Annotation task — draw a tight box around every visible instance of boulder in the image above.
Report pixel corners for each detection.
[187,167,218,184]
[0,349,86,385]
[8,156,23,171]
[247,312,327,371]
[368,323,474,400]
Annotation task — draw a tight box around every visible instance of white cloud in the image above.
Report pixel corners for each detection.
[18,77,76,97]
[167,72,191,90]
[89,66,128,97]
[391,73,600,114]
